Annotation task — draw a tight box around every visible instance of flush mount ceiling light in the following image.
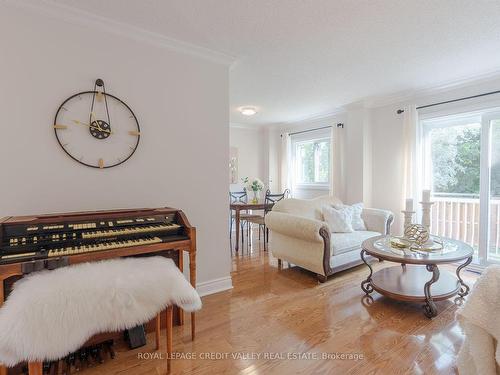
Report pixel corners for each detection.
[239,107,258,116]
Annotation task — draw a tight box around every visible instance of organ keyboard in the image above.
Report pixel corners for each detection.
[0,211,189,264]
[0,207,197,374]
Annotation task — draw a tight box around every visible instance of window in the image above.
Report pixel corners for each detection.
[421,110,500,266]
[425,120,481,197]
[292,135,330,187]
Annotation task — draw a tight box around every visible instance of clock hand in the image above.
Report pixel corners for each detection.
[90,112,105,132]
[72,120,114,134]
[72,119,106,131]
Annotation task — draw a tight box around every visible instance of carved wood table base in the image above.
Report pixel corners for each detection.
[360,249,374,295]
[423,264,439,318]
[456,256,473,297]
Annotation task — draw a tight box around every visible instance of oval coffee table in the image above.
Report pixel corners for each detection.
[361,235,473,318]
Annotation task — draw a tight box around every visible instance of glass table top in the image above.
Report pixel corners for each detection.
[364,235,474,265]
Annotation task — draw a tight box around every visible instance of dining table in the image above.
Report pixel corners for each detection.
[230,201,274,251]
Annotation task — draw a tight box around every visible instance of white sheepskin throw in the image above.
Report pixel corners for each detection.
[456,265,500,375]
[0,256,201,367]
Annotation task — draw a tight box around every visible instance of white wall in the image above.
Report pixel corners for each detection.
[370,105,405,231]
[0,5,232,291]
[229,125,267,187]
[266,126,281,192]
[344,106,373,205]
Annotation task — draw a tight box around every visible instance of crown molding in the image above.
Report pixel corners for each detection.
[253,108,346,132]
[230,122,264,130]
[281,107,347,127]
[4,0,236,66]
[363,68,500,109]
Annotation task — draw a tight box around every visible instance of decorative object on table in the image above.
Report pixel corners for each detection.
[389,236,411,249]
[388,219,443,254]
[401,198,416,229]
[420,189,434,230]
[387,233,443,254]
[229,147,239,184]
[411,236,444,253]
[242,177,264,203]
[53,79,140,169]
[401,223,443,252]
[404,223,430,245]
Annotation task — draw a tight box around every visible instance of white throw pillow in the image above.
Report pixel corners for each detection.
[322,205,354,233]
[333,202,367,231]
[351,203,367,231]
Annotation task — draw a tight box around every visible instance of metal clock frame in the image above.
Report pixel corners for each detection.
[53,88,140,169]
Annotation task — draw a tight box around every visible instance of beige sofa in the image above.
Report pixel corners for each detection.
[265,195,393,282]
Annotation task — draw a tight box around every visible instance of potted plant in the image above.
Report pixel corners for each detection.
[242,177,264,203]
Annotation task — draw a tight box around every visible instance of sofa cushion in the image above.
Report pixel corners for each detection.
[330,230,380,256]
[333,202,367,231]
[322,205,354,233]
[272,195,342,221]
[349,203,367,231]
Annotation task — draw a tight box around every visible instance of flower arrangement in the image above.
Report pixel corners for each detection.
[242,177,264,203]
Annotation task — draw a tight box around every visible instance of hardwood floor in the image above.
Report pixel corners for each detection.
[80,235,476,375]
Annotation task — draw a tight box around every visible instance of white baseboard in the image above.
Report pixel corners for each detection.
[196,276,233,297]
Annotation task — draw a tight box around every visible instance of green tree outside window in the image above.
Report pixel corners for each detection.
[295,138,330,184]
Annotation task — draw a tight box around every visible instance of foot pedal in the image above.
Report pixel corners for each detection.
[125,325,146,349]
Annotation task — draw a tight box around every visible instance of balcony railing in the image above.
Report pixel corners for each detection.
[430,193,500,261]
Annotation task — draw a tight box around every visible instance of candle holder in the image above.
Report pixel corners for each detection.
[401,210,415,229]
[420,201,435,230]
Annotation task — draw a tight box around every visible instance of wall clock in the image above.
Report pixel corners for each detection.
[53,79,140,169]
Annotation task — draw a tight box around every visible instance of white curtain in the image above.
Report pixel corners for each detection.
[402,105,421,208]
[330,125,345,200]
[280,133,292,194]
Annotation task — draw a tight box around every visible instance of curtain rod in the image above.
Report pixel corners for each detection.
[283,123,344,137]
[396,89,500,114]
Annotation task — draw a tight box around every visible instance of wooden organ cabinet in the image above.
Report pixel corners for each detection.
[0,207,197,374]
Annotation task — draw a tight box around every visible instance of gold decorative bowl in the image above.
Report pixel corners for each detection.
[410,238,444,253]
[390,237,412,249]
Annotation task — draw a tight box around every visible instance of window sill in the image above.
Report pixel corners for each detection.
[294,184,330,191]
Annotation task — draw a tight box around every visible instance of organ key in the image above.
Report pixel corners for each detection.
[0,209,190,265]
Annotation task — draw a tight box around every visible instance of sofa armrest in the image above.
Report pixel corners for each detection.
[265,211,332,279]
[265,211,329,243]
[362,208,394,235]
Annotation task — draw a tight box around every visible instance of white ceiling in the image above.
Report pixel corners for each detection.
[51,0,500,125]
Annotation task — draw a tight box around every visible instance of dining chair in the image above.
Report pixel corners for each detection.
[229,190,260,250]
[229,191,246,243]
[245,189,290,250]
